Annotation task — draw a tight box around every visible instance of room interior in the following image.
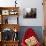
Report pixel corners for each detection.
[0,0,45,46]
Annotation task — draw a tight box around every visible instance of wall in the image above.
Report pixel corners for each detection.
[18,0,44,26]
[0,0,44,26]
[0,0,15,7]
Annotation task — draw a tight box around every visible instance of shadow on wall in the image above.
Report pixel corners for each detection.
[18,26,43,44]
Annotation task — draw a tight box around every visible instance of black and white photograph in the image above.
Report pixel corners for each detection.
[24,8,37,18]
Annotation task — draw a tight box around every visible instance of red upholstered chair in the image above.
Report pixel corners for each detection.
[21,28,41,46]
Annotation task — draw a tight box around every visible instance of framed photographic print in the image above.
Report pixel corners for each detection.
[9,9,18,15]
[2,10,9,15]
[24,8,37,18]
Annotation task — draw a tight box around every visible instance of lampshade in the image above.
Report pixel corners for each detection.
[13,28,17,32]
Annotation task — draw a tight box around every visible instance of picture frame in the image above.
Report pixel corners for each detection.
[9,10,18,15]
[2,10,9,15]
[24,8,37,18]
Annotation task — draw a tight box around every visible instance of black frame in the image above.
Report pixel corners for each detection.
[24,8,37,18]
